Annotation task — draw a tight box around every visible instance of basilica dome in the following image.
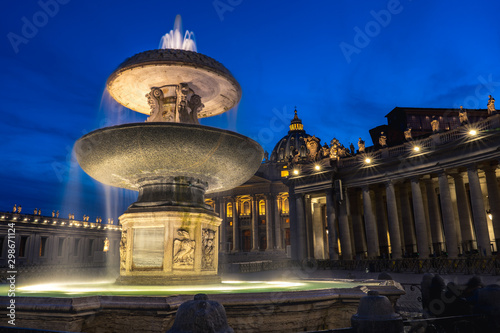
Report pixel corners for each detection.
[270,109,319,163]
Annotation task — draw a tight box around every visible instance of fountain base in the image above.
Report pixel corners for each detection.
[117,209,221,285]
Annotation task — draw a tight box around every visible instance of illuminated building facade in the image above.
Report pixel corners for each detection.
[208,106,500,262]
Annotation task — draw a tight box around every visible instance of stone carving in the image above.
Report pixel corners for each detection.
[17,206,22,213]
[13,204,16,213]
[459,106,468,125]
[188,94,204,124]
[379,132,387,147]
[263,151,269,162]
[202,228,216,270]
[120,229,127,271]
[404,127,412,141]
[431,116,440,133]
[358,138,365,153]
[146,87,169,122]
[306,136,321,161]
[488,95,496,115]
[173,229,195,267]
[329,138,339,159]
[321,143,330,158]
[349,143,355,155]
[146,84,204,124]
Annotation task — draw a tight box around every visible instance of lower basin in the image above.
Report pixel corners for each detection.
[0,278,404,332]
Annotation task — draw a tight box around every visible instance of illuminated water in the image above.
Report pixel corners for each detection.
[1,279,377,298]
[159,14,197,52]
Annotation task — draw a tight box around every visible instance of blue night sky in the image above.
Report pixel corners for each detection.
[1,0,499,222]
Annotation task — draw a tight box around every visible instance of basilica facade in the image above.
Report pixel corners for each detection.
[206,104,500,263]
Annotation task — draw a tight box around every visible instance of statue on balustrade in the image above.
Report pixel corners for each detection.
[13,204,16,213]
[306,136,321,161]
[487,95,496,115]
[431,116,440,133]
[404,127,412,141]
[458,106,468,125]
[349,143,355,155]
[379,132,387,147]
[321,143,330,158]
[358,138,365,153]
[329,140,339,159]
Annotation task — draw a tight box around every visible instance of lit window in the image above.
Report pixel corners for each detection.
[281,170,289,177]
[259,200,266,215]
[283,198,289,214]
[227,202,233,217]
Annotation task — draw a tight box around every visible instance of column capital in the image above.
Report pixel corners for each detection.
[410,176,421,184]
[361,184,371,192]
[481,162,499,173]
[466,163,478,172]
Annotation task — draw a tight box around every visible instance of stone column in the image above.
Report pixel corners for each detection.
[289,192,299,260]
[304,195,314,258]
[410,177,430,258]
[251,196,259,251]
[425,178,444,254]
[326,188,339,260]
[362,186,379,258]
[232,198,240,253]
[385,181,402,259]
[296,193,307,260]
[274,196,283,250]
[338,194,353,260]
[437,172,459,257]
[349,189,367,259]
[374,186,389,257]
[265,194,274,251]
[452,173,475,252]
[400,183,417,254]
[312,202,326,259]
[218,198,227,253]
[467,165,492,256]
[483,164,500,249]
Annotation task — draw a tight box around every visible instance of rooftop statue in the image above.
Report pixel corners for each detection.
[488,95,496,115]
[431,116,440,133]
[379,132,387,147]
[358,138,365,153]
[404,127,412,141]
[459,106,468,125]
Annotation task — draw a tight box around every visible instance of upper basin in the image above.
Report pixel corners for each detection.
[74,122,264,193]
[106,49,242,118]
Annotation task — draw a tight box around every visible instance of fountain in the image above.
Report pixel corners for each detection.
[74,16,262,285]
[0,17,405,332]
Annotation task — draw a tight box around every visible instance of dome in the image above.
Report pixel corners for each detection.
[270,109,319,163]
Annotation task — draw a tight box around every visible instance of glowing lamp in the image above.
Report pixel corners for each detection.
[314,165,321,171]
[293,169,299,175]
[413,146,420,152]
[469,129,477,136]
[365,158,371,164]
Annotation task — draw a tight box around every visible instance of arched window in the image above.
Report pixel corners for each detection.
[243,201,250,215]
[259,200,266,215]
[227,202,233,217]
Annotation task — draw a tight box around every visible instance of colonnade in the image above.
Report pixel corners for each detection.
[289,162,500,261]
[214,193,287,253]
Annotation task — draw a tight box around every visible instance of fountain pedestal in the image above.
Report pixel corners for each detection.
[116,210,221,285]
